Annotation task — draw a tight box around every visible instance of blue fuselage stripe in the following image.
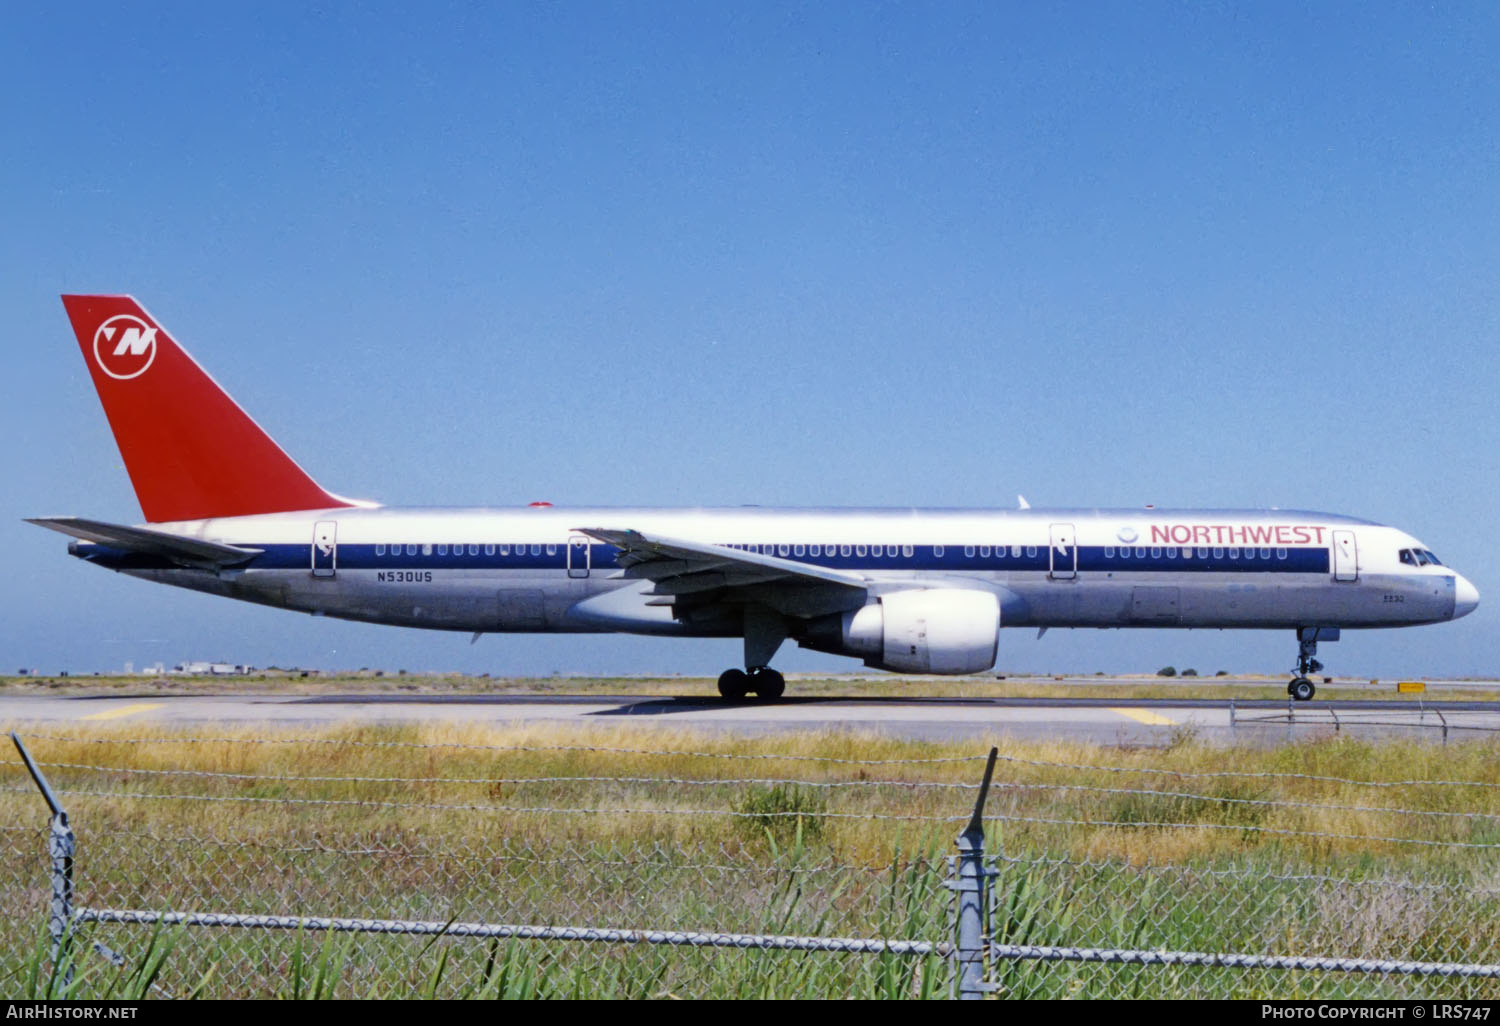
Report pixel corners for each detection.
[74,542,1334,575]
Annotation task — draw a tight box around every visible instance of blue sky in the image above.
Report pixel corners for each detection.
[3,2,1497,678]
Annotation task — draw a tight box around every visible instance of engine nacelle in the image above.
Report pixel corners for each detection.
[808,589,1000,674]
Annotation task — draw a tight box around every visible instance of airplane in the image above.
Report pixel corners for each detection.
[29,295,1479,702]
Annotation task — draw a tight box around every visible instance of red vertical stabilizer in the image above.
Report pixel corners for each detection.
[60,294,356,523]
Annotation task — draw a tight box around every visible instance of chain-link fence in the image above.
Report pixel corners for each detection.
[6,728,1500,999]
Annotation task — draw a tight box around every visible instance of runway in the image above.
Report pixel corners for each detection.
[4,692,1500,746]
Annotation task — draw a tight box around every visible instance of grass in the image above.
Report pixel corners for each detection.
[4,721,1500,997]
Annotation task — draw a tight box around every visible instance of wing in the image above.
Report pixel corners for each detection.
[27,516,263,570]
[574,527,869,618]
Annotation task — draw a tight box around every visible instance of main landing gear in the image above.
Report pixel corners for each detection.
[717,667,786,701]
[1288,627,1338,702]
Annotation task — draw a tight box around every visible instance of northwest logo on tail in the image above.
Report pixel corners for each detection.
[92,314,158,380]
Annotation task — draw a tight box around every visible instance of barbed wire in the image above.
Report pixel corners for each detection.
[988,779,1500,822]
[10,735,984,765]
[69,830,916,872]
[984,852,1498,894]
[0,785,966,821]
[15,734,1497,788]
[989,751,1500,790]
[11,759,977,792]
[15,758,1500,824]
[985,811,1500,849]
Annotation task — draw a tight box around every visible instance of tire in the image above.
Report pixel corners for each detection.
[717,669,750,700]
[753,668,786,701]
[1291,678,1316,702]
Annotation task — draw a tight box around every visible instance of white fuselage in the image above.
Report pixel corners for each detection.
[70,506,1477,672]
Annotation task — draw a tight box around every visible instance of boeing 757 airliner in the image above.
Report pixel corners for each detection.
[31,296,1478,701]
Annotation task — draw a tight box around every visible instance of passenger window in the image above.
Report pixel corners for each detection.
[902,545,913,557]
[1105,546,1115,558]
[1027,546,1038,558]
[855,545,867,557]
[485,544,495,556]
[1010,545,1021,558]
[1166,547,1177,558]
[778,544,790,556]
[375,544,386,556]
[934,545,945,558]
[809,544,821,557]
[1212,547,1224,559]
[422,544,432,556]
[546,544,557,556]
[840,545,852,557]
[1150,547,1161,558]
[872,545,883,557]
[1120,547,1130,559]
[979,546,991,558]
[531,544,541,556]
[437,544,448,556]
[1277,548,1288,559]
[964,545,975,557]
[1228,547,1239,559]
[1197,548,1208,558]
[1259,548,1270,559]
[794,544,805,557]
[406,544,417,556]
[1133,547,1144,558]
[469,544,479,556]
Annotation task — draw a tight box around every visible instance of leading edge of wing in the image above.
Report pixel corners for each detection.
[574,527,869,590]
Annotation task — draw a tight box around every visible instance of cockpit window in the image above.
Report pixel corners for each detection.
[1400,549,1417,567]
[1401,548,1444,567]
[1423,550,1443,566]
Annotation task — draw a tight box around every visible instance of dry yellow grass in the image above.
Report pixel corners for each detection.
[4,720,1500,868]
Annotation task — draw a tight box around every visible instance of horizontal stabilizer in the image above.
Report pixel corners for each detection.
[26,517,262,570]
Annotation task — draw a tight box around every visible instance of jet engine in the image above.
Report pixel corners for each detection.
[801,589,1001,674]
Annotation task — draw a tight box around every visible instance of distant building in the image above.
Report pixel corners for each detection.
[172,662,253,676]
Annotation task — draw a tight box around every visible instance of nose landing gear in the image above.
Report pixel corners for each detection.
[1288,627,1338,701]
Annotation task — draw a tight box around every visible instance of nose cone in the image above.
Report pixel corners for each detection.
[1454,575,1480,619]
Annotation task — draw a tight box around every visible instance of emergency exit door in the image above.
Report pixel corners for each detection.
[567,534,591,578]
[1049,523,1077,580]
[1332,530,1358,582]
[312,521,337,578]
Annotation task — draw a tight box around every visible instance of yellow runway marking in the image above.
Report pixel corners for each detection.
[1111,707,1179,726]
[81,702,162,721]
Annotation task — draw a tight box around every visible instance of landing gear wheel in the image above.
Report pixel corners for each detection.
[750,667,786,700]
[1290,629,1329,701]
[717,668,750,700]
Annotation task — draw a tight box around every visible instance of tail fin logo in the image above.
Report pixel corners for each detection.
[93,315,158,380]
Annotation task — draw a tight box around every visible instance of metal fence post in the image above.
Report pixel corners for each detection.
[11,733,75,981]
[950,747,998,1000]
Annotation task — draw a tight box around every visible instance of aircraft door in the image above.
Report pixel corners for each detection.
[1049,523,1077,580]
[567,534,590,579]
[1332,530,1358,582]
[312,521,337,578]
